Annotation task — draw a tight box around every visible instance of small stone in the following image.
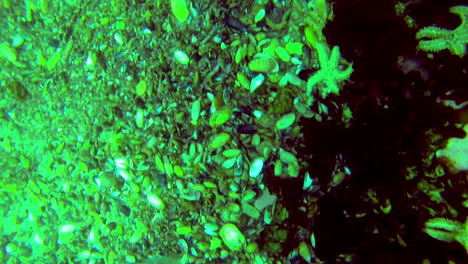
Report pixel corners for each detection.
[275,112,295,130]
[222,157,237,169]
[126,255,136,263]
[275,46,291,62]
[274,160,282,176]
[287,163,300,178]
[147,192,165,210]
[209,106,232,127]
[254,188,277,211]
[115,21,126,30]
[0,42,17,63]
[173,165,184,178]
[135,80,147,96]
[245,242,258,253]
[135,109,144,128]
[155,154,165,172]
[242,202,260,219]
[237,72,250,90]
[222,149,241,158]
[209,132,230,149]
[176,226,192,235]
[235,45,245,64]
[248,53,279,73]
[204,181,217,188]
[285,42,304,56]
[47,51,61,71]
[298,242,312,263]
[174,49,190,65]
[204,223,219,236]
[254,8,266,23]
[279,149,298,165]
[171,0,190,23]
[191,99,201,125]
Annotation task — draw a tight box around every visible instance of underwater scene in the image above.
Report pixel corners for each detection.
[0,0,467,263]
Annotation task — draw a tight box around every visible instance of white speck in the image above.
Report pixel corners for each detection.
[114,157,127,169]
[249,158,264,178]
[253,110,264,119]
[34,233,44,245]
[147,193,165,209]
[303,171,313,190]
[114,33,124,45]
[118,169,132,181]
[250,74,265,93]
[59,224,76,233]
[86,55,94,66]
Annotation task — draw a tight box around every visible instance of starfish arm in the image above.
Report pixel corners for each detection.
[306,70,325,94]
[455,232,468,254]
[315,43,330,68]
[328,46,341,70]
[322,80,340,97]
[416,26,452,39]
[424,218,462,242]
[335,63,353,81]
[418,38,451,53]
[448,40,467,57]
[450,5,468,25]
